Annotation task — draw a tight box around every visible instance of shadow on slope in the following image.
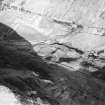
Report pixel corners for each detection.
[0,23,105,105]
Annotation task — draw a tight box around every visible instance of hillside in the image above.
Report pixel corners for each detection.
[0,0,105,105]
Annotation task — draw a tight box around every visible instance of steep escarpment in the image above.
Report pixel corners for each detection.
[0,22,105,105]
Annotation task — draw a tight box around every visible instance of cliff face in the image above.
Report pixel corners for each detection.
[0,23,105,105]
[1,0,105,105]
